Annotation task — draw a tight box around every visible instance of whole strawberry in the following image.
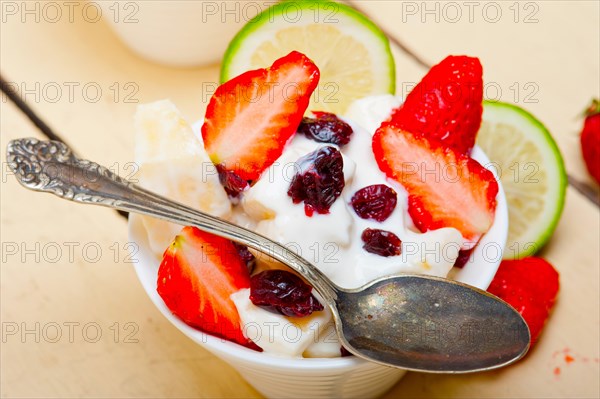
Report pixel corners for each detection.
[390,55,483,154]
[487,257,559,346]
[581,98,600,184]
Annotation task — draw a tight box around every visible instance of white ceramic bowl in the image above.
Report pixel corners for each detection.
[99,1,262,67]
[128,146,508,399]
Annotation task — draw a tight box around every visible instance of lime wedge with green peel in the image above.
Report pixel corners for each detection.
[477,101,567,259]
[221,0,395,115]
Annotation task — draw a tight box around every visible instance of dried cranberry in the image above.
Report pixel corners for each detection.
[453,248,474,268]
[340,346,353,357]
[215,163,249,198]
[233,242,256,273]
[350,184,397,222]
[297,111,353,146]
[250,270,324,317]
[361,228,402,257]
[287,146,345,215]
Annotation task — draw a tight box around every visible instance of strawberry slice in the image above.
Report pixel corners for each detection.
[157,226,259,350]
[488,258,560,346]
[389,55,483,154]
[372,124,498,243]
[202,51,320,182]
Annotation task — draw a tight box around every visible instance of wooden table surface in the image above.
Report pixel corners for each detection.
[1,1,599,398]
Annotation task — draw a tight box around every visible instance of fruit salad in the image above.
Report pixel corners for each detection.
[134,51,511,358]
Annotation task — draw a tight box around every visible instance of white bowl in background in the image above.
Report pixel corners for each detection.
[128,146,508,398]
[99,1,263,67]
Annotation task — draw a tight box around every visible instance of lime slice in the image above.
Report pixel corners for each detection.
[477,101,567,259]
[221,0,395,114]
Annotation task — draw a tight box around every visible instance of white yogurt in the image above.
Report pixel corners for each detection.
[231,95,466,357]
[231,289,333,358]
[240,95,465,289]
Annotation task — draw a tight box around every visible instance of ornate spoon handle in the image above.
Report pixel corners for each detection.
[6,138,338,301]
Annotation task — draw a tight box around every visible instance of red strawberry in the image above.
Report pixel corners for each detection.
[487,258,560,346]
[581,98,600,184]
[372,124,498,243]
[202,51,320,182]
[390,55,483,154]
[157,226,259,350]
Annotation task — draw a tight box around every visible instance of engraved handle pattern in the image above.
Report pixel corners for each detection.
[6,137,133,204]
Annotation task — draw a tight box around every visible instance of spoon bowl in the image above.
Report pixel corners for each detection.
[334,275,529,372]
[6,137,530,372]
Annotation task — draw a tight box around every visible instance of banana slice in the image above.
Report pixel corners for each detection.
[134,100,231,256]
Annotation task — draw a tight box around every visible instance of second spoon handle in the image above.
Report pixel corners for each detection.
[6,138,338,301]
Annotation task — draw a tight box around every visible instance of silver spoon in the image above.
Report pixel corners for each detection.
[6,138,530,373]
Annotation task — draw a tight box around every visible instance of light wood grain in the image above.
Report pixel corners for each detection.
[354,0,600,189]
[1,1,599,398]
